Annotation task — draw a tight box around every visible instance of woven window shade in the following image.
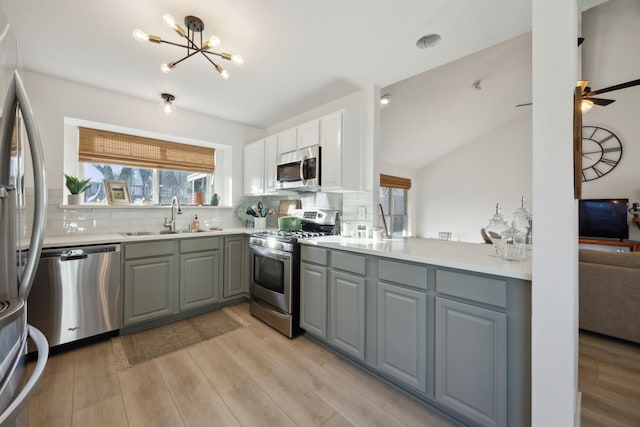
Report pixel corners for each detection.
[78,127,215,173]
[380,174,411,190]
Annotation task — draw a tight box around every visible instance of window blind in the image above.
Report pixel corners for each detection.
[380,174,411,190]
[78,127,215,173]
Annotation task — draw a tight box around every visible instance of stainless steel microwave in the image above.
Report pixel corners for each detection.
[276,145,321,191]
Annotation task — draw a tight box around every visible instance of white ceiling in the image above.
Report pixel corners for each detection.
[380,33,532,169]
[2,0,532,130]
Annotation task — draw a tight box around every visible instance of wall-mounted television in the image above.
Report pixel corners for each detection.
[579,199,629,240]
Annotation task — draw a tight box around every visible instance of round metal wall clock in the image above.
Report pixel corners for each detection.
[581,126,622,182]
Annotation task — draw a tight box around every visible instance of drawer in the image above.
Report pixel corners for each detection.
[378,259,427,290]
[331,251,366,275]
[124,240,175,259]
[436,269,507,308]
[180,236,220,253]
[301,245,328,265]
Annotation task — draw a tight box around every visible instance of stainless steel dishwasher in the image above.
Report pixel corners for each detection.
[27,244,122,348]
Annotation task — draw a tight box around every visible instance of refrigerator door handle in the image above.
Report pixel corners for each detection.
[14,71,47,299]
[0,325,49,426]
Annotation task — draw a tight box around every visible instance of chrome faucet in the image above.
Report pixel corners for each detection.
[164,196,182,231]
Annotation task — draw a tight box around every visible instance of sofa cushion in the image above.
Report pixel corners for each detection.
[579,248,640,269]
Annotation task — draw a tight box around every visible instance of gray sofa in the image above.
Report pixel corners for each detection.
[579,249,640,344]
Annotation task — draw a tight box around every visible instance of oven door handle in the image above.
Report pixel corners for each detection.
[250,244,292,261]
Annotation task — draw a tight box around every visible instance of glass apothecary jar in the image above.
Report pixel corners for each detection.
[485,203,508,257]
[501,221,527,261]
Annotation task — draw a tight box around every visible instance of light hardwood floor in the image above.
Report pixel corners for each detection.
[578,331,640,427]
[27,305,640,426]
[26,303,456,427]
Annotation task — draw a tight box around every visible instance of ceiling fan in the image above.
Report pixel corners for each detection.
[516,77,640,110]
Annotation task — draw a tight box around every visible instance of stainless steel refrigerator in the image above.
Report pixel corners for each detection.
[0,6,49,427]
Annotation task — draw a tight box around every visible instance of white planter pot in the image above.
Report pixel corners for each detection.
[67,194,83,205]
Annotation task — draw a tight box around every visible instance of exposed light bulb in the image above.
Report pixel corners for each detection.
[203,35,221,49]
[380,94,391,105]
[581,99,594,113]
[162,14,176,28]
[220,69,230,79]
[159,93,176,117]
[160,62,175,74]
[133,29,149,42]
[231,54,244,65]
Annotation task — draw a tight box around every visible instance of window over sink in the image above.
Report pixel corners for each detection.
[66,124,222,206]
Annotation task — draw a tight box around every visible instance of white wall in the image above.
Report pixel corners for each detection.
[581,0,640,241]
[23,71,263,207]
[531,0,578,424]
[415,113,532,242]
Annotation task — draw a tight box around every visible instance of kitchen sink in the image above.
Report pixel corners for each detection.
[121,230,178,236]
[121,229,208,237]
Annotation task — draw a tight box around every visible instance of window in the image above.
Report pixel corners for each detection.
[78,127,215,205]
[379,174,411,237]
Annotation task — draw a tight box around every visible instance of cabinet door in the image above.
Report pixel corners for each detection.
[264,135,278,193]
[277,128,297,155]
[319,111,343,189]
[300,262,328,338]
[223,236,246,298]
[243,140,264,195]
[435,297,507,427]
[330,270,365,360]
[124,256,175,325]
[297,119,320,149]
[377,282,426,392]
[180,251,219,311]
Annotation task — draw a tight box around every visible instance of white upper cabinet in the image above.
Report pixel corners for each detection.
[297,119,320,149]
[245,135,279,195]
[244,109,362,195]
[320,110,362,192]
[243,139,265,195]
[264,135,278,193]
[277,128,297,155]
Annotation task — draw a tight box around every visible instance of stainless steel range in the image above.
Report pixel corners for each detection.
[249,209,338,337]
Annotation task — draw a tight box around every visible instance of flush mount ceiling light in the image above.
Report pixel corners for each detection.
[380,94,391,105]
[133,14,244,79]
[159,93,176,116]
[416,33,441,49]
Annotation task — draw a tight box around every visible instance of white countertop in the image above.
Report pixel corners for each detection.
[42,227,251,248]
[298,236,532,280]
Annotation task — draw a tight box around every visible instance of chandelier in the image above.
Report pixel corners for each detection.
[133,14,244,79]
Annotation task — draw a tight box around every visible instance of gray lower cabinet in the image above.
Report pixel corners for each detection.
[297,244,530,427]
[377,282,427,393]
[124,248,176,326]
[435,297,507,427]
[300,261,328,338]
[123,236,222,327]
[223,235,248,298]
[180,251,219,310]
[329,270,365,360]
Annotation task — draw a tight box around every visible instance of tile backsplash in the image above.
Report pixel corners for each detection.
[20,188,373,237]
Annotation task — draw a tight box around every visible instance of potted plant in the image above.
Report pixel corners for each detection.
[65,174,92,205]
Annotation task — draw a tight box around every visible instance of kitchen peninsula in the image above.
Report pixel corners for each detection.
[297,236,531,427]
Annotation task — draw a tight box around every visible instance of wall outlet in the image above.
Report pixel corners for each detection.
[358,206,366,220]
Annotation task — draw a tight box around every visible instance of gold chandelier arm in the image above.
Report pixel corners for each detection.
[201,50,231,60]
